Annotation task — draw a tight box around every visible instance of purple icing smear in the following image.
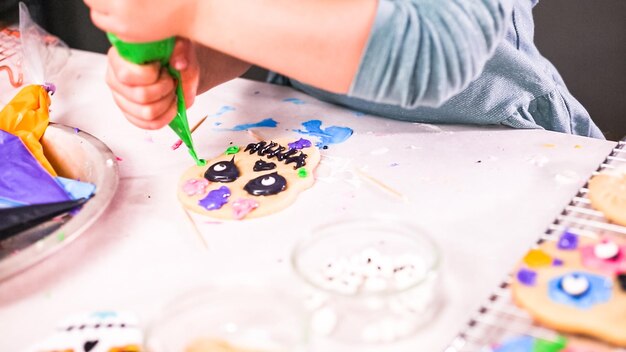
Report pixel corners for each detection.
[517,268,537,286]
[288,138,312,150]
[557,231,578,250]
[198,186,231,210]
[552,258,564,266]
[43,82,56,95]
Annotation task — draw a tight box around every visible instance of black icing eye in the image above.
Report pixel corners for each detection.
[244,172,287,196]
[254,159,277,172]
[204,157,240,182]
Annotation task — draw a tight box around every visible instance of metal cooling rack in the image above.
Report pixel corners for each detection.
[445,138,626,352]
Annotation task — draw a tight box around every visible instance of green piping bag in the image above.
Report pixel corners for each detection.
[107,33,206,166]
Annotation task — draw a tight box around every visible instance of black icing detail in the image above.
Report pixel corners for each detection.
[618,274,626,292]
[244,172,287,196]
[204,157,239,182]
[254,159,276,172]
[245,141,308,169]
[84,341,99,352]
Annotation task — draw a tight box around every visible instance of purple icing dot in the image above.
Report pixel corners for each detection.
[557,231,578,250]
[552,258,564,266]
[517,268,537,286]
[288,138,312,150]
[198,186,231,210]
[43,82,56,95]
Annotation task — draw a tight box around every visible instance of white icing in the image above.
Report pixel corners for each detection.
[594,241,620,260]
[261,176,275,186]
[561,274,590,296]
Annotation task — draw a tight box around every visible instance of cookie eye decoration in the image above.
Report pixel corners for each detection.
[593,241,620,260]
[204,157,239,182]
[548,271,612,309]
[244,172,287,196]
[253,159,276,172]
[559,273,590,297]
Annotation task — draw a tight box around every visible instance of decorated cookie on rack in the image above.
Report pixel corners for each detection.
[511,231,626,347]
[489,335,613,352]
[178,138,321,220]
[588,167,626,226]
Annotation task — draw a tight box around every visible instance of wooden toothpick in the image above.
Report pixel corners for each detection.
[181,206,209,250]
[355,168,409,202]
[247,129,265,142]
[171,115,209,150]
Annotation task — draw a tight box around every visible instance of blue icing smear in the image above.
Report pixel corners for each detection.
[283,98,306,105]
[198,186,231,210]
[548,271,612,309]
[211,105,236,117]
[350,110,366,117]
[91,311,118,319]
[294,120,353,148]
[226,118,278,131]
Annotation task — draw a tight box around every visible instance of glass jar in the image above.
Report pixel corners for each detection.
[145,286,308,352]
[291,216,441,346]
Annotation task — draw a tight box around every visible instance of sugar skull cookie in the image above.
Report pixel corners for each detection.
[511,232,626,347]
[178,138,321,220]
[588,167,626,226]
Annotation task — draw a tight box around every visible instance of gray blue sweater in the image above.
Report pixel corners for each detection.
[270,0,603,138]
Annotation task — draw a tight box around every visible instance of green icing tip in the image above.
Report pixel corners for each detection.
[57,232,65,242]
[297,168,308,178]
[225,146,240,155]
[533,336,567,352]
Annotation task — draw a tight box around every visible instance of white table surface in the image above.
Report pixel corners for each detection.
[0,49,618,352]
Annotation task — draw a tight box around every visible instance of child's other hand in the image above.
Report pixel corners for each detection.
[84,0,196,42]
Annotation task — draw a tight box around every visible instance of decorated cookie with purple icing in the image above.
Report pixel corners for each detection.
[178,138,320,220]
[511,231,626,347]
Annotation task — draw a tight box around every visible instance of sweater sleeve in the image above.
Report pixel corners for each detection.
[349,0,514,108]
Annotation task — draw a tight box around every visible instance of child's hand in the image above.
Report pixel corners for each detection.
[84,0,196,42]
[106,39,199,130]
[106,39,251,130]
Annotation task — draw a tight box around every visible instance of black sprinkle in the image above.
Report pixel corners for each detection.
[322,146,329,150]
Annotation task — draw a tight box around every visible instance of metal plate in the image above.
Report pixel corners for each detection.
[0,123,119,280]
